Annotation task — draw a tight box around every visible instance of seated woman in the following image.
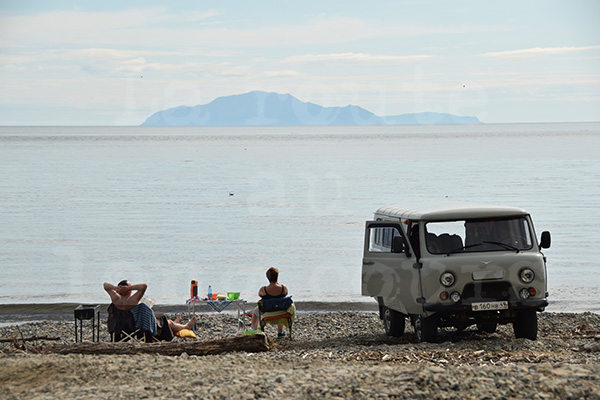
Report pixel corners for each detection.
[103,280,196,341]
[250,267,289,337]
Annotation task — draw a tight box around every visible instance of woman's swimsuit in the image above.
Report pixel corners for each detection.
[261,285,286,299]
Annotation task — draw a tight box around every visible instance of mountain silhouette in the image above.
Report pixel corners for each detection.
[141,91,481,126]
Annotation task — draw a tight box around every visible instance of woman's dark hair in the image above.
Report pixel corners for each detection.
[117,280,129,287]
[266,267,279,283]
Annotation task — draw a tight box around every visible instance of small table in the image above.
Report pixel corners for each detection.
[186,298,247,330]
[74,305,100,343]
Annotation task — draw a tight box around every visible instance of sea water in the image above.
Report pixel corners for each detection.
[0,123,599,313]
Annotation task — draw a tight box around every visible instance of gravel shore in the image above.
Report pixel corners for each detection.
[1,311,599,399]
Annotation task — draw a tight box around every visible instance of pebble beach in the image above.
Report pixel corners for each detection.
[1,310,599,399]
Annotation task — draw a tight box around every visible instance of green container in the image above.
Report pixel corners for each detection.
[243,330,262,335]
[227,292,240,300]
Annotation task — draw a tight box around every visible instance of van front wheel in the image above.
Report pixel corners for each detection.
[513,310,538,340]
[414,314,438,343]
[384,307,406,337]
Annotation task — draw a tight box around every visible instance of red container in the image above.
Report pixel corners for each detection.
[191,280,198,298]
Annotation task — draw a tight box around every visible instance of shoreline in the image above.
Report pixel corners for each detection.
[1,299,598,325]
[0,301,380,326]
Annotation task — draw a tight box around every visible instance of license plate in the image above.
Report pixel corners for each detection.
[471,301,508,311]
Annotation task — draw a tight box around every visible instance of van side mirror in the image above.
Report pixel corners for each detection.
[391,236,411,257]
[540,231,551,249]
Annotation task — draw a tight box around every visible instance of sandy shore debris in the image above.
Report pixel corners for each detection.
[1,311,599,399]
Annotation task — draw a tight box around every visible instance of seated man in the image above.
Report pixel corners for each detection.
[104,280,196,341]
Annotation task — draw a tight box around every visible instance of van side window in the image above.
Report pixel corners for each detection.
[368,226,405,253]
[425,221,464,254]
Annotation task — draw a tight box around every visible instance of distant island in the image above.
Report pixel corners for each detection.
[141,91,482,126]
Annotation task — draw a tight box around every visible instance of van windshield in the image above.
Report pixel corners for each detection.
[424,217,533,254]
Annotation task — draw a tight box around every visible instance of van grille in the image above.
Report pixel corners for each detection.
[462,282,512,301]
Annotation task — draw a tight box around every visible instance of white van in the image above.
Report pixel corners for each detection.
[362,204,551,342]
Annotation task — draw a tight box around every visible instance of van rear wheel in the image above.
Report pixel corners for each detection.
[414,314,437,343]
[384,307,406,337]
[513,310,538,340]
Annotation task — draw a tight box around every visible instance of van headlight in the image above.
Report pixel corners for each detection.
[519,268,535,283]
[440,272,455,287]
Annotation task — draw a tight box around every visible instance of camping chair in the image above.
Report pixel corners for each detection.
[258,297,296,339]
[107,304,153,343]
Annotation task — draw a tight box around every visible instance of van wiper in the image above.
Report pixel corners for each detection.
[447,243,482,254]
[447,241,519,255]
[482,241,520,252]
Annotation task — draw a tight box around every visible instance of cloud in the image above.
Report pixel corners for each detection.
[482,46,600,59]
[0,7,220,48]
[62,48,177,60]
[283,52,434,65]
[262,70,304,78]
[470,71,600,89]
[1,64,27,72]
[0,48,215,66]
[0,47,237,77]
[0,6,507,52]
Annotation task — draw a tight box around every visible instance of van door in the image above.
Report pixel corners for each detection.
[362,221,423,315]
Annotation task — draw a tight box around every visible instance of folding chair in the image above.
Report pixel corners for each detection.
[258,297,296,339]
[107,304,153,343]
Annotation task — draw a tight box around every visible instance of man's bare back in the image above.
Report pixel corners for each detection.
[103,281,147,310]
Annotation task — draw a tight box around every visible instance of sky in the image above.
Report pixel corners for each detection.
[0,0,599,125]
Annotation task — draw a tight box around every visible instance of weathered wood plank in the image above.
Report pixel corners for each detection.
[44,333,270,356]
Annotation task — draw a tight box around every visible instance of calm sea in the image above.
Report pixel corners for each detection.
[0,123,599,315]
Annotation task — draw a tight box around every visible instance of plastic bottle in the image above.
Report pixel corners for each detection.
[208,285,212,301]
[191,280,198,298]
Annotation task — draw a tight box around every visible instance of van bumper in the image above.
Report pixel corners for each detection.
[424,299,548,312]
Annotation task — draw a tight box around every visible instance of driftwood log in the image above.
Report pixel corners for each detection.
[43,333,270,356]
